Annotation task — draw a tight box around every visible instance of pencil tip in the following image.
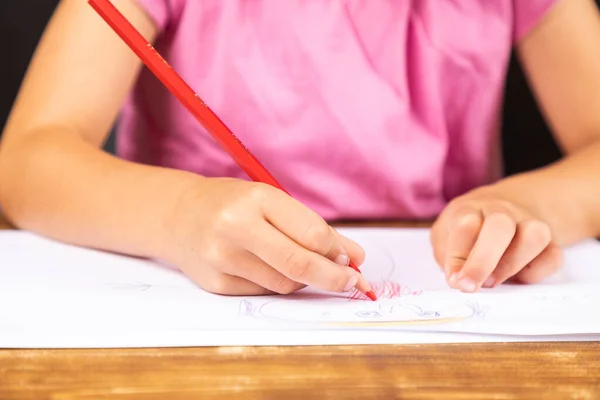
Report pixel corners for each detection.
[366,291,377,301]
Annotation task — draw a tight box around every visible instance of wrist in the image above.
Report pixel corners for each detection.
[154,171,208,264]
[473,173,594,245]
[471,180,545,217]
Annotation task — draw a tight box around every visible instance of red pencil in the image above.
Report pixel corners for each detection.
[88,0,376,301]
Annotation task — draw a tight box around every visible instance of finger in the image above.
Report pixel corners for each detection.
[444,210,484,281]
[452,212,516,292]
[222,250,306,295]
[190,270,274,296]
[247,221,364,293]
[331,228,366,266]
[484,219,552,288]
[262,189,350,265]
[430,217,449,268]
[512,242,563,284]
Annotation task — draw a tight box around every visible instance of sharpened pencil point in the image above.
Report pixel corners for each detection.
[366,291,377,301]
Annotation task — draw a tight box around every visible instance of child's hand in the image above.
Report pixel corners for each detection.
[430,189,563,292]
[165,178,366,296]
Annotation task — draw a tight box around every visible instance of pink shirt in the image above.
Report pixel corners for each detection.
[118,0,556,220]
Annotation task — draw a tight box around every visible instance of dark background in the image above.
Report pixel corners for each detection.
[0,1,576,175]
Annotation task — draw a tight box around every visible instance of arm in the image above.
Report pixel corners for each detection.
[0,0,368,297]
[430,0,600,292]
[0,0,190,259]
[489,0,600,246]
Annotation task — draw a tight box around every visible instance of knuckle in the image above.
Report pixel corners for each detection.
[245,183,272,204]
[213,208,238,233]
[521,220,552,248]
[451,204,477,220]
[203,243,226,266]
[284,252,312,279]
[483,200,516,218]
[454,211,482,231]
[303,223,334,253]
[486,211,516,230]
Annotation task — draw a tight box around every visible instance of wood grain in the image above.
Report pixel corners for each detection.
[0,215,599,399]
[2,343,600,399]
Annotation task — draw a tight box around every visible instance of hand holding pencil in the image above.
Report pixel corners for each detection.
[88,0,376,299]
[166,178,371,296]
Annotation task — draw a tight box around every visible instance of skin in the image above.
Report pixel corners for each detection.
[1,0,600,296]
[431,0,600,292]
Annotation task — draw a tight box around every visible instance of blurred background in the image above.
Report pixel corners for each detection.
[0,1,582,176]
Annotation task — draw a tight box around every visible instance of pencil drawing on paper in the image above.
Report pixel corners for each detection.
[348,280,422,301]
[347,241,423,301]
[107,236,489,328]
[238,299,256,316]
[238,295,480,327]
[237,241,485,327]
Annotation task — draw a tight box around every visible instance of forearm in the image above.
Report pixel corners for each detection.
[0,127,202,260]
[483,140,600,246]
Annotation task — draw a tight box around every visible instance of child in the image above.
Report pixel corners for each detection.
[1,0,600,296]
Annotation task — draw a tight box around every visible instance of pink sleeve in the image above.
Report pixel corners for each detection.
[134,0,182,31]
[513,0,557,42]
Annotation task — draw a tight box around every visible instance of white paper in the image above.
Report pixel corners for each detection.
[1,228,599,348]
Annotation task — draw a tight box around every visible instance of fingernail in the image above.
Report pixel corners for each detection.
[448,273,458,286]
[456,277,477,293]
[343,273,359,292]
[335,254,350,266]
[483,276,496,288]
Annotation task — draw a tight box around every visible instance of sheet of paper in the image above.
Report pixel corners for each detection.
[1,228,599,348]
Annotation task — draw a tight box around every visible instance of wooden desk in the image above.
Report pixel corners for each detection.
[1,213,599,400]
